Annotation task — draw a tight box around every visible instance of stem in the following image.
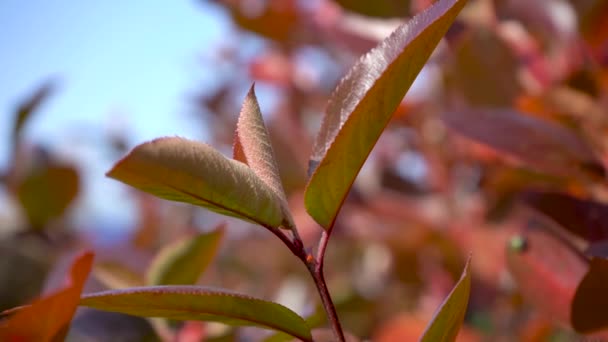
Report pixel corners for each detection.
[264,223,346,341]
[307,260,346,342]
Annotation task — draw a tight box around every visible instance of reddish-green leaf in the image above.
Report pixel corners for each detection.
[147,226,225,285]
[305,0,468,229]
[520,191,608,243]
[441,109,605,179]
[107,137,290,228]
[572,257,608,333]
[0,251,94,341]
[80,286,312,341]
[94,261,145,289]
[234,86,294,229]
[506,228,588,325]
[419,256,471,342]
[334,0,410,18]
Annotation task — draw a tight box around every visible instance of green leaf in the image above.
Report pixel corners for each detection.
[571,257,608,333]
[107,137,289,228]
[80,286,312,341]
[305,0,468,229]
[147,226,225,285]
[234,85,294,229]
[94,261,145,289]
[419,256,471,342]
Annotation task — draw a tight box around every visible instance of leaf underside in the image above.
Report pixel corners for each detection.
[107,137,288,228]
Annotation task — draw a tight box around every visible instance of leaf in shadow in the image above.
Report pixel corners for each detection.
[419,255,471,342]
[520,191,608,243]
[234,86,294,229]
[80,285,312,341]
[107,137,290,229]
[0,251,94,341]
[572,257,608,333]
[441,108,605,179]
[306,0,468,229]
[146,225,225,285]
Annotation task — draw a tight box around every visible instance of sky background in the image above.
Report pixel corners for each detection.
[0,1,235,239]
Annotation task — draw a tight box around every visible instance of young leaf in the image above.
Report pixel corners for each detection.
[94,261,145,289]
[12,80,55,147]
[80,285,313,341]
[0,251,94,341]
[107,137,289,228]
[441,109,605,179]
[305,0,468,229]
[234,86,294,229]
[571,257,608,333]
[520,191,608,243]
[419,256,471,342]
[146,226,225,285]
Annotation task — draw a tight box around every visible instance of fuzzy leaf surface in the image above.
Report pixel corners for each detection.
[107,137,288,228]
[306,0,468,228]
[234,86,293,228]
[80,285,312,341]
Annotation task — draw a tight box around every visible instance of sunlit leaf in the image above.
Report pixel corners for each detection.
[234,86,294,229]
[572,257,608,333]
[0,251,93,341]
[16,163,79,231]
[520,191,608,243]
[506,228,588,325]
[441,109,605,179]
[305,0,468,229]
[80,285,312,341]
[419,255,471,342]
[94,261,145,289]
[107,137,289,228]
[147,226,225,285]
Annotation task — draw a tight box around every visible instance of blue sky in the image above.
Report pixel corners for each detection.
[0,1,234,238]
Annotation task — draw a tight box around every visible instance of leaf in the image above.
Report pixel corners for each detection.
[80,285,312,341]
[234,86,294,229]
[571,257,608,333]
[506,228,588,325]
[12,80,55,148]
[107,137,289,228]
[441,109,605,179]
[94,261,145,289]
[0,251,94,341]
[520,191,608,243]
[146,226,225,285]
[419,255,471,342]
[16,163,80,231]
[305,0,468,229]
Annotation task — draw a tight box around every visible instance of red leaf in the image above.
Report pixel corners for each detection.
[0,251,94,342]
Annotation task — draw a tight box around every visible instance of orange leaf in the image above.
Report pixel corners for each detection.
[0,251,94,342]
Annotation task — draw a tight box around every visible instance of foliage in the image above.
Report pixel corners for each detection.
[2,0,608,340]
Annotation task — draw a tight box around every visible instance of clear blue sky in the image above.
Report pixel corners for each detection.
[0,1,234,239]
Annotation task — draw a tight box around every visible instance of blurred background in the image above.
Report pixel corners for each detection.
[1,0,608,340]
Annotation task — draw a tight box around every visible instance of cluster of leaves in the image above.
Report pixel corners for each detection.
[2,0,608,340]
